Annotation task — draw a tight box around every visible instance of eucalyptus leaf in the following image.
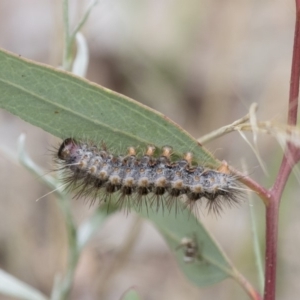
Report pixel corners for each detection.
[138,202,233,286]
[0,48,236,288]
[0,48,219,168]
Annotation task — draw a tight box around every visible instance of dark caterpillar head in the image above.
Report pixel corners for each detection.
[57,138,79,161]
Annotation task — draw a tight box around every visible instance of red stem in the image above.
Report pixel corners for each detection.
[289,1,300,126]
[238,172,271,205]
[263,2,300,299]
[228,3,300,299]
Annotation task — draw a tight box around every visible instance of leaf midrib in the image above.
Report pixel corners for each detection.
[0,72,192,148]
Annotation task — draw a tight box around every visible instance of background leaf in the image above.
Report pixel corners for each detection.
[121,288,142,300]
[0,269,48,300]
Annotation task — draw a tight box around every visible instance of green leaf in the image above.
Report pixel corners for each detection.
[0,48,235,287]
[138,203,233,287]
[0,48,219,168]
[0,269,48,300]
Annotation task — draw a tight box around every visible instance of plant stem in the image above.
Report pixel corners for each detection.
[197,107,253,144]
[229,167,271,205]
[62,0,71,70]
[264,147,300,300]
[54,197,78,300]
[288,0,300,126]
[231,268,262,300]
[62,0,97,72]
[263,199,279,300]
[249,196,265,293]
[263,2,300,299]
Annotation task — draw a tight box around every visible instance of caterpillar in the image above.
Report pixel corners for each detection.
[55,138,242,214]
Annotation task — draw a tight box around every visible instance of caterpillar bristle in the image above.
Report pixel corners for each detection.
[145,145,156,156]
[161,146,173,158]
[54,138,244,215]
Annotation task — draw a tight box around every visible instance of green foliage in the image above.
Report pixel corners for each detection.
[139,204,233,286]
[0,49,219,168]
[0,48,236,290]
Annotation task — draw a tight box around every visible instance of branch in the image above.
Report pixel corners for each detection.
[263,2,300,299]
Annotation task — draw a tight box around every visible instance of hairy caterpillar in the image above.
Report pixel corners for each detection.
[55,138,242,214]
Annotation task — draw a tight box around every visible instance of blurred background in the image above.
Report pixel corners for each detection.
[0,0,298,299]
